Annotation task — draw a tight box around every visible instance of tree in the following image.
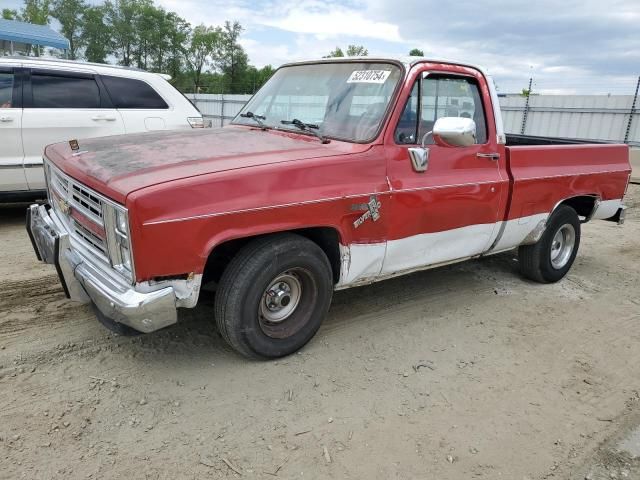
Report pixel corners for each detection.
[20,0,50,24]
[50,0,88,59]
[325,46,344,58]
[104,0,148,66]
[521,88,531,97]
[81,5,110,63]
[325,45,368,57]
[185,24,221,92]
[2,9,18,19]
[245,64,275,93]
[216,21,248,94]
[164,12,190,78]
[346,44,368,56]
[409,48,424,56]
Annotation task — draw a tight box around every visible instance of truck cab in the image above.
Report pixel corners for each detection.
[27,57,631,359]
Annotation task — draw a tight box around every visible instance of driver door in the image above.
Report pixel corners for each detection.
[381,66,508,275]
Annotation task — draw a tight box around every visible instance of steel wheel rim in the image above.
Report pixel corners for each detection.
[550,224,576,269]
[259,271,303,323]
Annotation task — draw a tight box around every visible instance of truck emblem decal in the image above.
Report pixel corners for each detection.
[352,195,382,228]
[57,198,71,215]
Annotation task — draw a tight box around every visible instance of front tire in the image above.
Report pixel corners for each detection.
[518,205,581,283]
[214,233,333,359]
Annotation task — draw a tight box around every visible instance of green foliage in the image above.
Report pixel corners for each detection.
[185,24,221,92]
[21,0,50,24]
[50,0,88,59]
[521,88,531,97]
[409,48,424,56]
[325,45,368,57]
[81,5,110,63]
[216,21,249,94]
[346,45,368,56]
[2,9,19,20]
[325,46,344,58]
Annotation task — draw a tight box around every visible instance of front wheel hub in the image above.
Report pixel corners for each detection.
[260,272,302,323]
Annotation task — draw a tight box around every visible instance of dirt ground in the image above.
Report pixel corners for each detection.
[0,185,639,480]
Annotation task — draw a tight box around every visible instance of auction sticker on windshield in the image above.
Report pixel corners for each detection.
[347,70,391,84]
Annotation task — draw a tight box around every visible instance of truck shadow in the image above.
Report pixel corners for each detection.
[0,203,32,227]
[120,251,521,363]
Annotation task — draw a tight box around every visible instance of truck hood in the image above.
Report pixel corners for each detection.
[44,126,369,204]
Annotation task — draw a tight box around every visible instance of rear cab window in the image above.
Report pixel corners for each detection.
[101,76,168,109]
[31,72,101,108]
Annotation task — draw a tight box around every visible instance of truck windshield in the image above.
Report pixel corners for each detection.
[233,62,402,143]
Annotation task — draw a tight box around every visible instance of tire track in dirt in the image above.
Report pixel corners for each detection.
[0,274,64,310]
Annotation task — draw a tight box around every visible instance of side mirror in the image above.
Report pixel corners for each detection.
[432,117,477,147]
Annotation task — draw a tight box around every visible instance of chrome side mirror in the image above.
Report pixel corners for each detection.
[408,131,431,173]
[432,117,477,147]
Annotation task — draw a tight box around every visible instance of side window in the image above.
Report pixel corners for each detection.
[101,76,168,109]
[0,71,15,108]
[394,81,419,144]
[32,73,101,108]
[394,74,488,145]
[420,75,487,144]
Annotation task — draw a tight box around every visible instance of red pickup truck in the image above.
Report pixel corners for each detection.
[27,57,631,359]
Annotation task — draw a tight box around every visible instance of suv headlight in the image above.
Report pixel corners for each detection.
[103,204,134,283]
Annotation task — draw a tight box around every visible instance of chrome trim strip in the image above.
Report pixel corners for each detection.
[143,168,628,226]
[515,169,631,182]
[143,192,385,225]
[144,181,502,225]
[391,180,499,194]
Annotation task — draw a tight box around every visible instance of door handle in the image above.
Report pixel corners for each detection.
[91,115,116,121]
[477,152,500,161]
[0,116,13,123]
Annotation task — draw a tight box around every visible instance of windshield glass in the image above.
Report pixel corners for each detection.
[232,62,402,142]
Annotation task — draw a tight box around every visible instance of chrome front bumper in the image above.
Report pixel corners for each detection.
[26,204,178,333]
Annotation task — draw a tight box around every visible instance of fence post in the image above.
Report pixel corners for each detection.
[520,77,533,135]
[624,76,640,144]
[220,95,225,128]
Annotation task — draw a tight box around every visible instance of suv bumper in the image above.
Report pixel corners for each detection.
[26,204,178,333]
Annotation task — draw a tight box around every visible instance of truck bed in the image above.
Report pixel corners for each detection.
[505,134,612,146]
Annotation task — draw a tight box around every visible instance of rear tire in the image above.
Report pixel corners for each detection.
[518,205,581,283]
[214,233,333,359]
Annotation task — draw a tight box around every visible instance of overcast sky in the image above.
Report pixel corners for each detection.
[6,0,640,94]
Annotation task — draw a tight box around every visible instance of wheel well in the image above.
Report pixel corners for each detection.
[556,195,598,221]
[202,227,342,287]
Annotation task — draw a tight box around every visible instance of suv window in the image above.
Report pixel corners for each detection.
[395,73,488,145]
[32,73,101,108]
[0,71,14,108]
[101,76,168,109]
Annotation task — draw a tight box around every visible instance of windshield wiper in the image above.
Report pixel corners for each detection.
[280,118,329,144]
[240,111,268,130]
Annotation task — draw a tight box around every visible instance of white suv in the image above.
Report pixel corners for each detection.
[0,57,205,201]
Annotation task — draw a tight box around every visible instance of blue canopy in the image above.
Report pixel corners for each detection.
[0,18,69,51]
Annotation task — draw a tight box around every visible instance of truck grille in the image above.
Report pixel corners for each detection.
[47,162,108,261]
[72,219,108,257]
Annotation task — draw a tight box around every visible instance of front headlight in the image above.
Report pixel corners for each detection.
[102,203,135,283]
[116,209,128,235]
